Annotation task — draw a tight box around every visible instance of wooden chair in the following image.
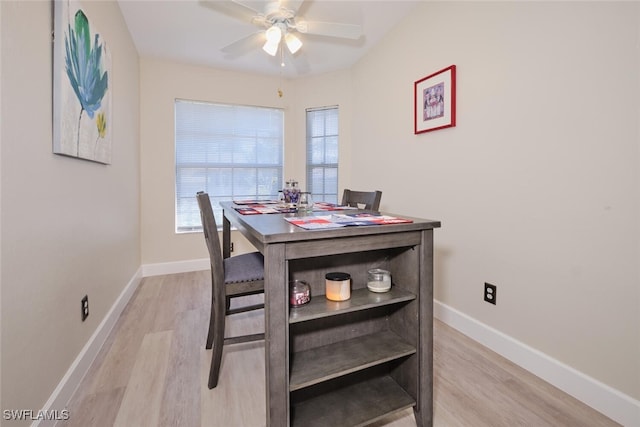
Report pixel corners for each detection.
[196,191,265,389]
[341,189,382,211]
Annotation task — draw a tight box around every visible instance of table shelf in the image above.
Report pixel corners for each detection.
[221,202,438,426]
[291,375,416,427]
[290,330,416,391]
[289,287,416,324]
[286,247,424,426]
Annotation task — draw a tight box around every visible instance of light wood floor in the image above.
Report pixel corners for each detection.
[58,271,619,427]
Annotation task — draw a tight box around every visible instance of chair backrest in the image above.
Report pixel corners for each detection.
[196,192,225,291]
[341,189,382,211]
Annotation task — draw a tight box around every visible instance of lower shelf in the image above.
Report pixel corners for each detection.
[290,375,415,427]
[290,330,415,391]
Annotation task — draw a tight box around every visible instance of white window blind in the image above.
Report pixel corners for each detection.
[306,106,339,204]
[175,99,284,232]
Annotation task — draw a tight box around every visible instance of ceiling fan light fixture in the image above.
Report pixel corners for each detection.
[284,33,302,54]
[265,25,282,44]
[263,40,279,56]
[263,25,283,56]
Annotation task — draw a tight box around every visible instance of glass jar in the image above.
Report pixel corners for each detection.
[325,272,351,301]
[298,192,314,212]
[289,280,310,307]
[367,268,391,293]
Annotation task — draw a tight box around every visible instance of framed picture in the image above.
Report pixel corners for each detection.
[414,65,456,134]
[53,0,112,164]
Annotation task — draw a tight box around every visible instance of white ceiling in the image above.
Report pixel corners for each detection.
[117,0,421,78]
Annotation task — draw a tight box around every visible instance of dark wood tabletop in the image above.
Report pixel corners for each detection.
[220,201,441,250]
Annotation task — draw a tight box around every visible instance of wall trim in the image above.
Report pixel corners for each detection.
[34,267,143,427]
[36,260,638,427]
[434,300,640,427]
[141,258,209,277]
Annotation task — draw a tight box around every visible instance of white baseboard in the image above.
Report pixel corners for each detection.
[37,261,207,427]
[140,258,209,277]
[434,300,640,427]
[35,268,143,427]
[35,261,638,427]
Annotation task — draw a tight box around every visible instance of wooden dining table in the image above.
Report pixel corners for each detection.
[220,201,441,427]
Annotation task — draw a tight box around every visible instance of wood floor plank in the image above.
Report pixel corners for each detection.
[88,292,159,394]
[59,388,125,427]
[200,341,267,427]
[113,330,173,427]
[432,318,619,427]
[157,308,205,427]
[59,271,620,427]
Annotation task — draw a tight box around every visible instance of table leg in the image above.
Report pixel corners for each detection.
[415,229,434,427]
[264,243,289,426]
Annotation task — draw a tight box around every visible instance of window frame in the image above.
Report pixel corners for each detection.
[174,99,284,232]
[305,105,339,204]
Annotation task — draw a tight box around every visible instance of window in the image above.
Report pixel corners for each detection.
[306,106,339,203]
[175,99,284,232]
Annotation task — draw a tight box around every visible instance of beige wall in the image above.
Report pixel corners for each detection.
[291,69,355,193]
[1,0,637,420]
[140,59,293,262]
[350,1,640,400]
[140,60,354,263]
[0,0,140,420]
[138,1,639,402]
[1,0,4,412]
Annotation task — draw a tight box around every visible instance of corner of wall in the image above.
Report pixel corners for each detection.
[32,268,143,427]
[434,300,640,426]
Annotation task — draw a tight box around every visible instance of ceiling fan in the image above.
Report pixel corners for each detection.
[199,0,363,58]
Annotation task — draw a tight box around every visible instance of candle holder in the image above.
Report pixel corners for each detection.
[367,268,391,293]
[298,192,314,212]
[325,272,351,301]
[289,280,311,307]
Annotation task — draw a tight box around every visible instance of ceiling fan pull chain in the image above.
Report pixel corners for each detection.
[278,46,284,98]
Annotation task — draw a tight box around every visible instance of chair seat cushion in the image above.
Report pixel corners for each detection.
[223,251,264,283]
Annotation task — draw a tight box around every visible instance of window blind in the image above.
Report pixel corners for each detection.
[175,99,284,232]
[306,106,339,204]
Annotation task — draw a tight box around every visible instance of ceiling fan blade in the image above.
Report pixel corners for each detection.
[199,0,263,25]
[296,20,363,40]
[281,0,305,14]
[221,31,264,57]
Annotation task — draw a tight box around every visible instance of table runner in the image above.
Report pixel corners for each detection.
[284,213,413,230]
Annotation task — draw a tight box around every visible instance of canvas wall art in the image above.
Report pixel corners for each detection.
[53,0,112,164]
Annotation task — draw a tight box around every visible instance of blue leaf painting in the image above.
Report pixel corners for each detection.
[64,9,109,155]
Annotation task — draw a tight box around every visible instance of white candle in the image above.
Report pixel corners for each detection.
[367,269,392,293]
[325,272,351,301]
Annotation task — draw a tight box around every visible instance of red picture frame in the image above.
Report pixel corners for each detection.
[414,65,456,134]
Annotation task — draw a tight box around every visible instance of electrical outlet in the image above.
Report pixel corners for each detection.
[230,242,234,252]
[81,295,89,321]
[484,283,497,305]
